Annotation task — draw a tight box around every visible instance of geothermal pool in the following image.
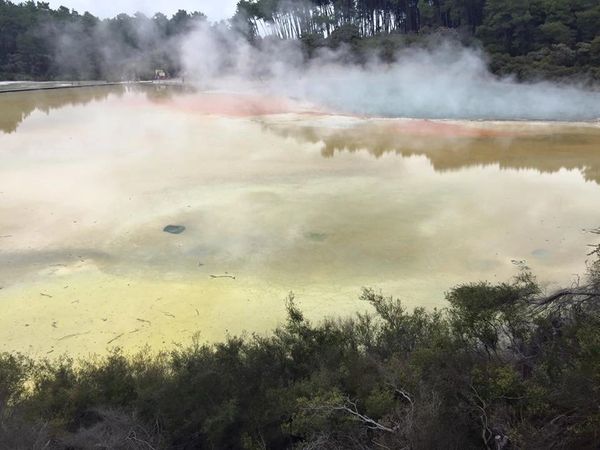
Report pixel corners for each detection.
[1,85,599,357]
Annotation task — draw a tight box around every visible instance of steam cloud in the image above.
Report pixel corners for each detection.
[55,18,600,121]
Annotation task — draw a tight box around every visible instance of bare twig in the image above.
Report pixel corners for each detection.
[57,331,91,341]
[372,439,392,449]
[108,333,125,345]
[534,289,600,307]
[126,430,157,450]
[386,382,414,410]
[470,385,492,450]
[310,397,396,433]
[210,274,236,280]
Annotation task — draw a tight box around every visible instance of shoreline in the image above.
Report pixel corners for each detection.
[0,80,186,94]
[2,82,599,125]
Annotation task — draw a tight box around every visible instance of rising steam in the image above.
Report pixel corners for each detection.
[54,17,600,121]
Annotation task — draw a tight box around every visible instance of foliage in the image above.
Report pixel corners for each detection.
[1,248,600,448]
[0,0,599,81]
[0,1,206,80]
[235,0,600,79]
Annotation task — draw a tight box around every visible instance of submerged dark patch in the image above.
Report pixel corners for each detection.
[163,225,186,235]
[304,232,328,242]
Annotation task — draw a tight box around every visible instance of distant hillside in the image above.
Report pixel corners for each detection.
[0,0,599,81]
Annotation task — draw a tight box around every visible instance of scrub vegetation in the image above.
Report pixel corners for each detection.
[1,244,599,449]
[0,0,599,81]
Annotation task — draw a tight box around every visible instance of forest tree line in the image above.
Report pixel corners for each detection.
[236,0,600,45]
[235,0,600,79]
[1,0,600,81]
[0,1,206,80]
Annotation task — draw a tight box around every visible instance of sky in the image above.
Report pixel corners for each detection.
[44,0,239,21]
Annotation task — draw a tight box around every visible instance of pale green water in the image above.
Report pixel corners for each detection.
[1,85,599,357]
